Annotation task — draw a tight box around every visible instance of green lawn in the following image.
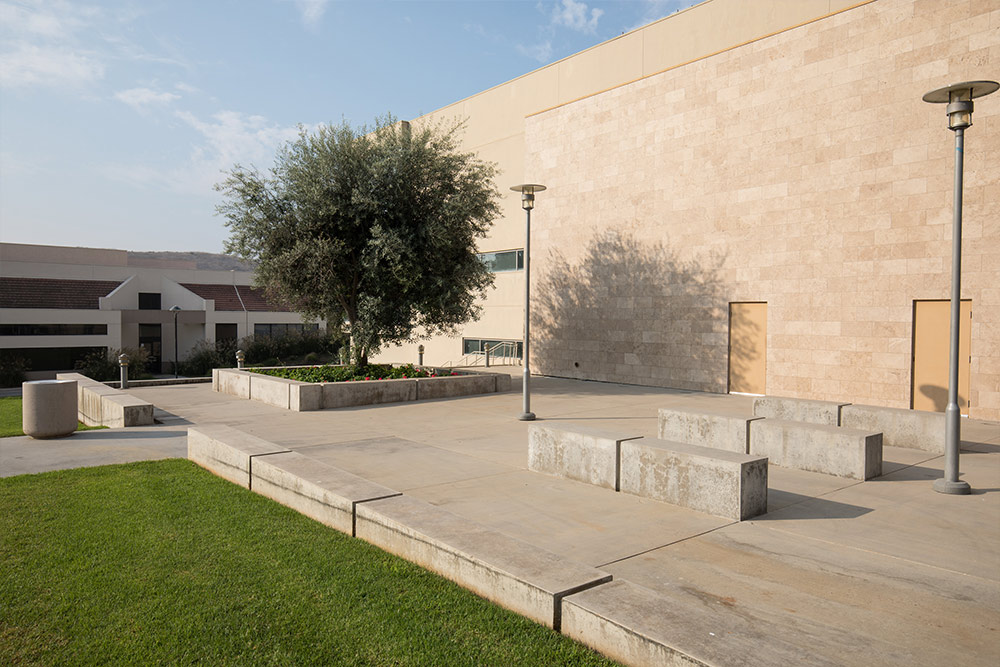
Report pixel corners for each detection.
[0,397,106,438]
[0,460,618,666]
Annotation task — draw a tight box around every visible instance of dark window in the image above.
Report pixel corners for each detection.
[138,293,161,310]
[477,249,524,272]
[0,346,104,372]
[216,323,238,342]
[462,338,522,358]
[138,323,162,373]
[253,323,316,338]
[0,323,108,336]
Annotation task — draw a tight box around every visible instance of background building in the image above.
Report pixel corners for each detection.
[374,0,1000,421]
[0,243,322,377]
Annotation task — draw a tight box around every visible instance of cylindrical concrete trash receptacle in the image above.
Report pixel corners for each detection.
[22,379,78,439]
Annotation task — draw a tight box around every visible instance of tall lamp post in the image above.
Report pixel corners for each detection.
[510,183,546,421]
[169,305,182,379]
[922,80,998,495]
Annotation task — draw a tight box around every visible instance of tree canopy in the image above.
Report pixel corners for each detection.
[217,117,501,364]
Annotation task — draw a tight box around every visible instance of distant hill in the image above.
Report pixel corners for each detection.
[127,251,256,272]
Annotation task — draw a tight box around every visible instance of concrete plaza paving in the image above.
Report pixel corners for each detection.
[3,373,998,665]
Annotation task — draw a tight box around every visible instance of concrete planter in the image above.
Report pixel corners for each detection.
[22,379,78,439]
[213,365,509,412]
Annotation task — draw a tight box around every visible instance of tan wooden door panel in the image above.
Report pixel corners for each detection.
[912,300,971,415]
[729,302,766,395]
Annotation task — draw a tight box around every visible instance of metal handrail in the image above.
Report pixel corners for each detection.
[442,341,522,368]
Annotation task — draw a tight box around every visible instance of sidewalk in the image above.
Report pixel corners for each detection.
[4,376,999,665]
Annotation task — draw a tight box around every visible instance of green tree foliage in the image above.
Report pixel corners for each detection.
[217,117,500,365]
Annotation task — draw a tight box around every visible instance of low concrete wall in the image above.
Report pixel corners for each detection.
[323,379,417,408]
[355,494,613,630]
[416,373,496,400]
[252,451,401,535]
[749,419,882,480]
[753,396,851,426]
[620,439,768,521]
[840,404,945,453]
[658,407,762,454]
[214,366,508,411]
[528,423,642,491]
[187,424,290,488]
[56,372,154,428]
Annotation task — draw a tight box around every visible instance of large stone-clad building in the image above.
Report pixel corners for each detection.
[376,0,1000,421]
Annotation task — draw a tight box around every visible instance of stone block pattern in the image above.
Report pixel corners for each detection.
[524,0,1000,420]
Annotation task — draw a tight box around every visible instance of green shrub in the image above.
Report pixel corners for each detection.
[254,363,458,383]
[0,356,29,388]
[74,347,150,382]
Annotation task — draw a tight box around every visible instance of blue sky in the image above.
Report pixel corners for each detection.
[0,0,696,253]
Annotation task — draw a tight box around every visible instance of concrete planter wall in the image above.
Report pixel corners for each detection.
[213,366,511,412]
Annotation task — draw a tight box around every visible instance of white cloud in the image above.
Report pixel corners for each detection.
[0,1,104,88]
[517,40,554,64]
[114,86,180,112]
[552,0,603,34]
[0,42,103,87]
[174,82,199,94]
[293,0,329,27]
[104,110,303,197]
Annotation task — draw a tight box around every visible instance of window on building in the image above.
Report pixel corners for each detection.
[138,293,161,310]
[0,324,108,336]
[216,323,238,342]
[253,323,319,338]
[477,249,524,272]
[0,346,104,372]
[462,338,522,359]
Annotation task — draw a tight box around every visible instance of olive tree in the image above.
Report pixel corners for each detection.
[217,117,500,365]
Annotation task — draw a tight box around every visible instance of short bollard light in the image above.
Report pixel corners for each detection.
[418,344,425,366]
[118,353,129,390]
[236,349,245,369]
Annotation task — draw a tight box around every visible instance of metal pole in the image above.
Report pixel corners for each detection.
[520,207,535,421]
[934,127,970,494]
[173,312,179,379]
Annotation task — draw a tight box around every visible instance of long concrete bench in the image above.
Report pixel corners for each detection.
[252,451,401,536]
[188,424,290,488]
[528,422,642,491]
[749,419,882,480]
[620,438,768,521]
[753,396,851,426]
[658,407,763,454]
[840,404,945,454]
[56,372,154,428]
[355,494,613,630]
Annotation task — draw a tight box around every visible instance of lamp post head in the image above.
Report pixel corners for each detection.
[169,305,182,313]
[510,183,546,210]
[923,80,998,130]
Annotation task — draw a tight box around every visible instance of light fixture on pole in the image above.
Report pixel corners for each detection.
[922,80,998,495]
[169,305,182,379]
[510,183,546,421]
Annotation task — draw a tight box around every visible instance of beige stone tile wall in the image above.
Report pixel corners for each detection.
[525,0,1000,420]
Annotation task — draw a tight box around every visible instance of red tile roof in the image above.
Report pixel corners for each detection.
[180,283,291,312]
[0,277,122,309]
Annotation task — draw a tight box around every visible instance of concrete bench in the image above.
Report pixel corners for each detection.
[753,396,851,426]
[749,419,882,480]
[658,407,763,454]
[188,424,290,488]
[528,422,642,491]
[252,451,401,536]
[840,404,944,454]
[619,438,768,521]
[56,372,154,428]
[355,494,613,630]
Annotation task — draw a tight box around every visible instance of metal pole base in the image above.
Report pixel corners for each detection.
[932,478,971,495]
[518,412,536,421]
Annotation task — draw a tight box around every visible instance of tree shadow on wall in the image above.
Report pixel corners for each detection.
[532,230,760,394]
